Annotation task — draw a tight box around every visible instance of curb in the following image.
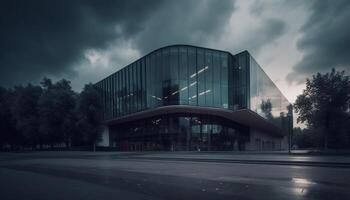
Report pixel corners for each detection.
[129,157,350,168]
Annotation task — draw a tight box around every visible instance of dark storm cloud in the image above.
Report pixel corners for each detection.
[133,0,236,54]
[249,1,265,17]
[287,0,350,83]
[0,0,163,87]
[243,18,286,55]
[0,0,236,88]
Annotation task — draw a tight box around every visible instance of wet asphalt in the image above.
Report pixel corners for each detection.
[1,152,350,200]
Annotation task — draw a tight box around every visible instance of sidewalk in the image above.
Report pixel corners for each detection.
[130,152,350,168]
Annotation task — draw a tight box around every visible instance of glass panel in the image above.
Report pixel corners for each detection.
[213,52,221,107]
[101,80,105,119]
[140,58,146,111]
[122,68,126,116]
[197,48,205,106]
[120,69,123,116]
[188,47,197,106]
[117,72,120,117]
[146,55,151,109]
[135,61,140,111]
[112,73,115,118]
[111,76,113,118]
[190,116,201,150]
[161,48,170,105]
[104,79,108,119]
[130,64,133,114]
[106,78,109,119]
[107,78,111,118]
[228,55,234,110]
[117,71,120,117]
[220,53,228,109]
[126,65,131,114]
[179,47,189,105]
[150,53,156,108]
[133,63,137,113]
[205,50,213,107]
[169,47,179,105]
[110,78,112,118]
[107,79,110,118]
[155,51,162,107]
[134,62,138,112]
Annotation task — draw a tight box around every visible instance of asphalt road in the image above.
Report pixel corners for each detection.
[1,152,350,200]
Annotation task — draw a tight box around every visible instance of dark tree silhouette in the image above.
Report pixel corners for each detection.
[0,79,106,151]
[38,78,77,148]
[76,83,103,151]
[11,84,43,148]
[292,127,321,149]
[0,87,18,149]
[294,69,350,149]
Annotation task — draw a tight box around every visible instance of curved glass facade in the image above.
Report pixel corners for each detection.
[96,45,233,120]
[95,45,292,151]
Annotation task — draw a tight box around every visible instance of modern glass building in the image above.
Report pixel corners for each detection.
[95,45,292,151]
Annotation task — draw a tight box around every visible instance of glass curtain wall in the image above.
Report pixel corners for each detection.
[95,45,232,121]
[249,54,292,129]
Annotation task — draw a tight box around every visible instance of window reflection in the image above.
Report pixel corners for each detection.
[249,54,292,132]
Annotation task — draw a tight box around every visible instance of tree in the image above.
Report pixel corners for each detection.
[76,83,103,151]
[11,84,43,148]
[294,69,350,149]
[0,78,105,151]
[0,87,18,149]
[38,78,77,147]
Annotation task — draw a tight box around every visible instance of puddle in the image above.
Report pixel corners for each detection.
[291,178,316,185]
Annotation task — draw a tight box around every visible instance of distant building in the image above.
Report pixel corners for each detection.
[95,45,292,151]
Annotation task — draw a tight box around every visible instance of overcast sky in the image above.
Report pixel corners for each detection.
[1,0,349,105]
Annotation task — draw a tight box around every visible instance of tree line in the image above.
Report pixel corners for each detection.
[0,78,103,151]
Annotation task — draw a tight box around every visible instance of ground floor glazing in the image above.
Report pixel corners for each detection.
[109,114,260,151]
